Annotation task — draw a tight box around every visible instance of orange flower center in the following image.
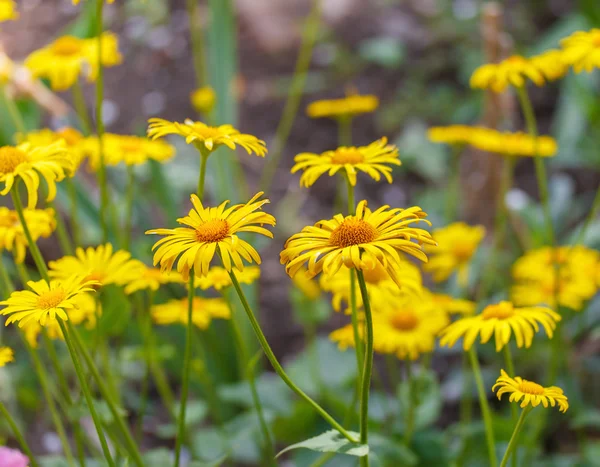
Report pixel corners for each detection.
[83,271,106,289]
[190,123,225,140]
[330,148,365,165]
[482,301,515,320]
[452,240,474,261]
[36,289,66,310]
[195,219,229,243]
[57,127,83,146]
[362,262,389,284]
[593,33,600,47]
[390,310,419,331]
[518,380,545,395]
[52,36,83,57]
[0,147,28,174]
[330,218,377,248]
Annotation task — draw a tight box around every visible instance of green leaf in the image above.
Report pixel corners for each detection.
[155,401,208,438]
[276,430,367,459]
[571,409,600,430]
[369,434,418,466]
[141,449,173,467]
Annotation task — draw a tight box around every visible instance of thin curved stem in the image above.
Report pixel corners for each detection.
[224,261,357,443]
[72,80,92,135]
[2,85,26,135]
[259,0,321,192]
[574,185,600,246]
[49,201,74,256]
[338,117,352,147]
[174,274,195,467]
[500,407,531,467]
[355,270,373,467]
[186,0,208,87]
[198,149,209,199]
[503,346,519,467]
[65,178,81,248]
[0,402,40,467]
[468,347,497,467]
[58,320,114,467]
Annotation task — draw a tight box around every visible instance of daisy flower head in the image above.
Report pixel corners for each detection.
[431,293,476,316]
[439,301,561,352]
[470,129,557,158]
[147,118,267,157]
[560,29,600,73]
[530,49,569,81]
[146,192,275,279]
[25,33,122,91]
[152,297,230,330]
[470,55,548,93]
[0,0,18,22]
[195,266,260,291]
[48,244,146,289]
[124,266,183,295]
[0,142,73,208]
[493,369,568,412]
[281,200,435,289]
[0,346,14,366]
[0,275,99,327]
[292,269,321,300]
[17,127,86,172]
[0,207,56,263]
[85,133,175,169]
[190,86,217,115]
[428,125,474,146]
[306,93,379,120]
[291,138,401,187]
[424,222,485,286]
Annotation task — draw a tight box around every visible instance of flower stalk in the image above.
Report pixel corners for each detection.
[0,402,40,467]
[499,407,532,467]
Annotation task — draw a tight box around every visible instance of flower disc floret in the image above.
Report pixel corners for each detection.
[492,369,568,412]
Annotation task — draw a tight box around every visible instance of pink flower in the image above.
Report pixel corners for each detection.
[0,446,29,467]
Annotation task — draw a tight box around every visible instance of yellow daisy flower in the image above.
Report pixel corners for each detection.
[195,266,260,291]
[291,138,401,187]
[0,206,56,264]
[0,347,14,366]
[306,94,379,120]
[470,55,546,93]
[0,142,73,209]
[530,49,569,81]
[48,244,146,289]
[190,86,217,115]
[470,129,557,157]
[512,246,599,281]
[25,33,122,91]
[0,0,18,22]
[0,275,99,327]
[439,301,561,352]
[427,125,474,146]
[22,293,100,348]
[431,293,476,316]
[83,133,175,169]
[424,222,485,286]
[560,29,600,73]
[124,266,183,295]
[493,369,568,412]
[147,118,267,157]
[291,269,321,300]
[151,297,230,330]
[281,200,435,289]
[329,323,360,350]
[146,192,275,279]
[17,127,86,172]
[319,260,422,313]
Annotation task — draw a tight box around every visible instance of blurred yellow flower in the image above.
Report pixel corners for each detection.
[17,127,86,172]
[0,207,56,263]
[147,118,267,157]
[0,347,14,366]
[281,201,435,289]
[493,369,568,412]
[329,323,360,350]
[291,138,401,187]
[195,266,260,291]
[72,0,115,4]
[147,192,275,279]
[25,33,122,91]
[307,94,379,119]
[470,129,557,157]
[124,266,183,295]
[0,54,15,84]
[0,142,72,209]
[530,49,569,81]
[0,275,98,327]
[560,29,600,73]
[23,293,100,347]
[320,261,422,313]
[84,133,175,169]
[439,301,560,352]
[512,246,599,280]
[0,0,18,22]
[428,125,473,146]
[152,297,230,330]
[190,86,217,115]
[48,244,145,289]
[431,293,476,316]
[470,55,546,92]
[292,269,321,300]
[424,222,485,286]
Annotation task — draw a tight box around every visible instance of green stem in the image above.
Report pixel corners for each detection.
[124,165,135,251]
[499,407,532,467]
[446,144,463,221]
[2,85,26,135]
[574,185,600,245]
[174,274,195,467]
[0,402,40,467]
[338,117,352,147]
[355,270,374,467]
[186,0,208,87]
[468,347,497,467]
[404,360,416,445]
[49,201,74,255]
[458,351,472,463]
[72,80,92,135]
[503,345,518,467]
[0,256,13,296]
[198,149,209,199]
[65,178,81,247]
[259,0,321,192]
[224,261,357,443]
[222,289,274,462]
[58,320,114,467]
[95,0,109,243]
[385,354,400,391]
